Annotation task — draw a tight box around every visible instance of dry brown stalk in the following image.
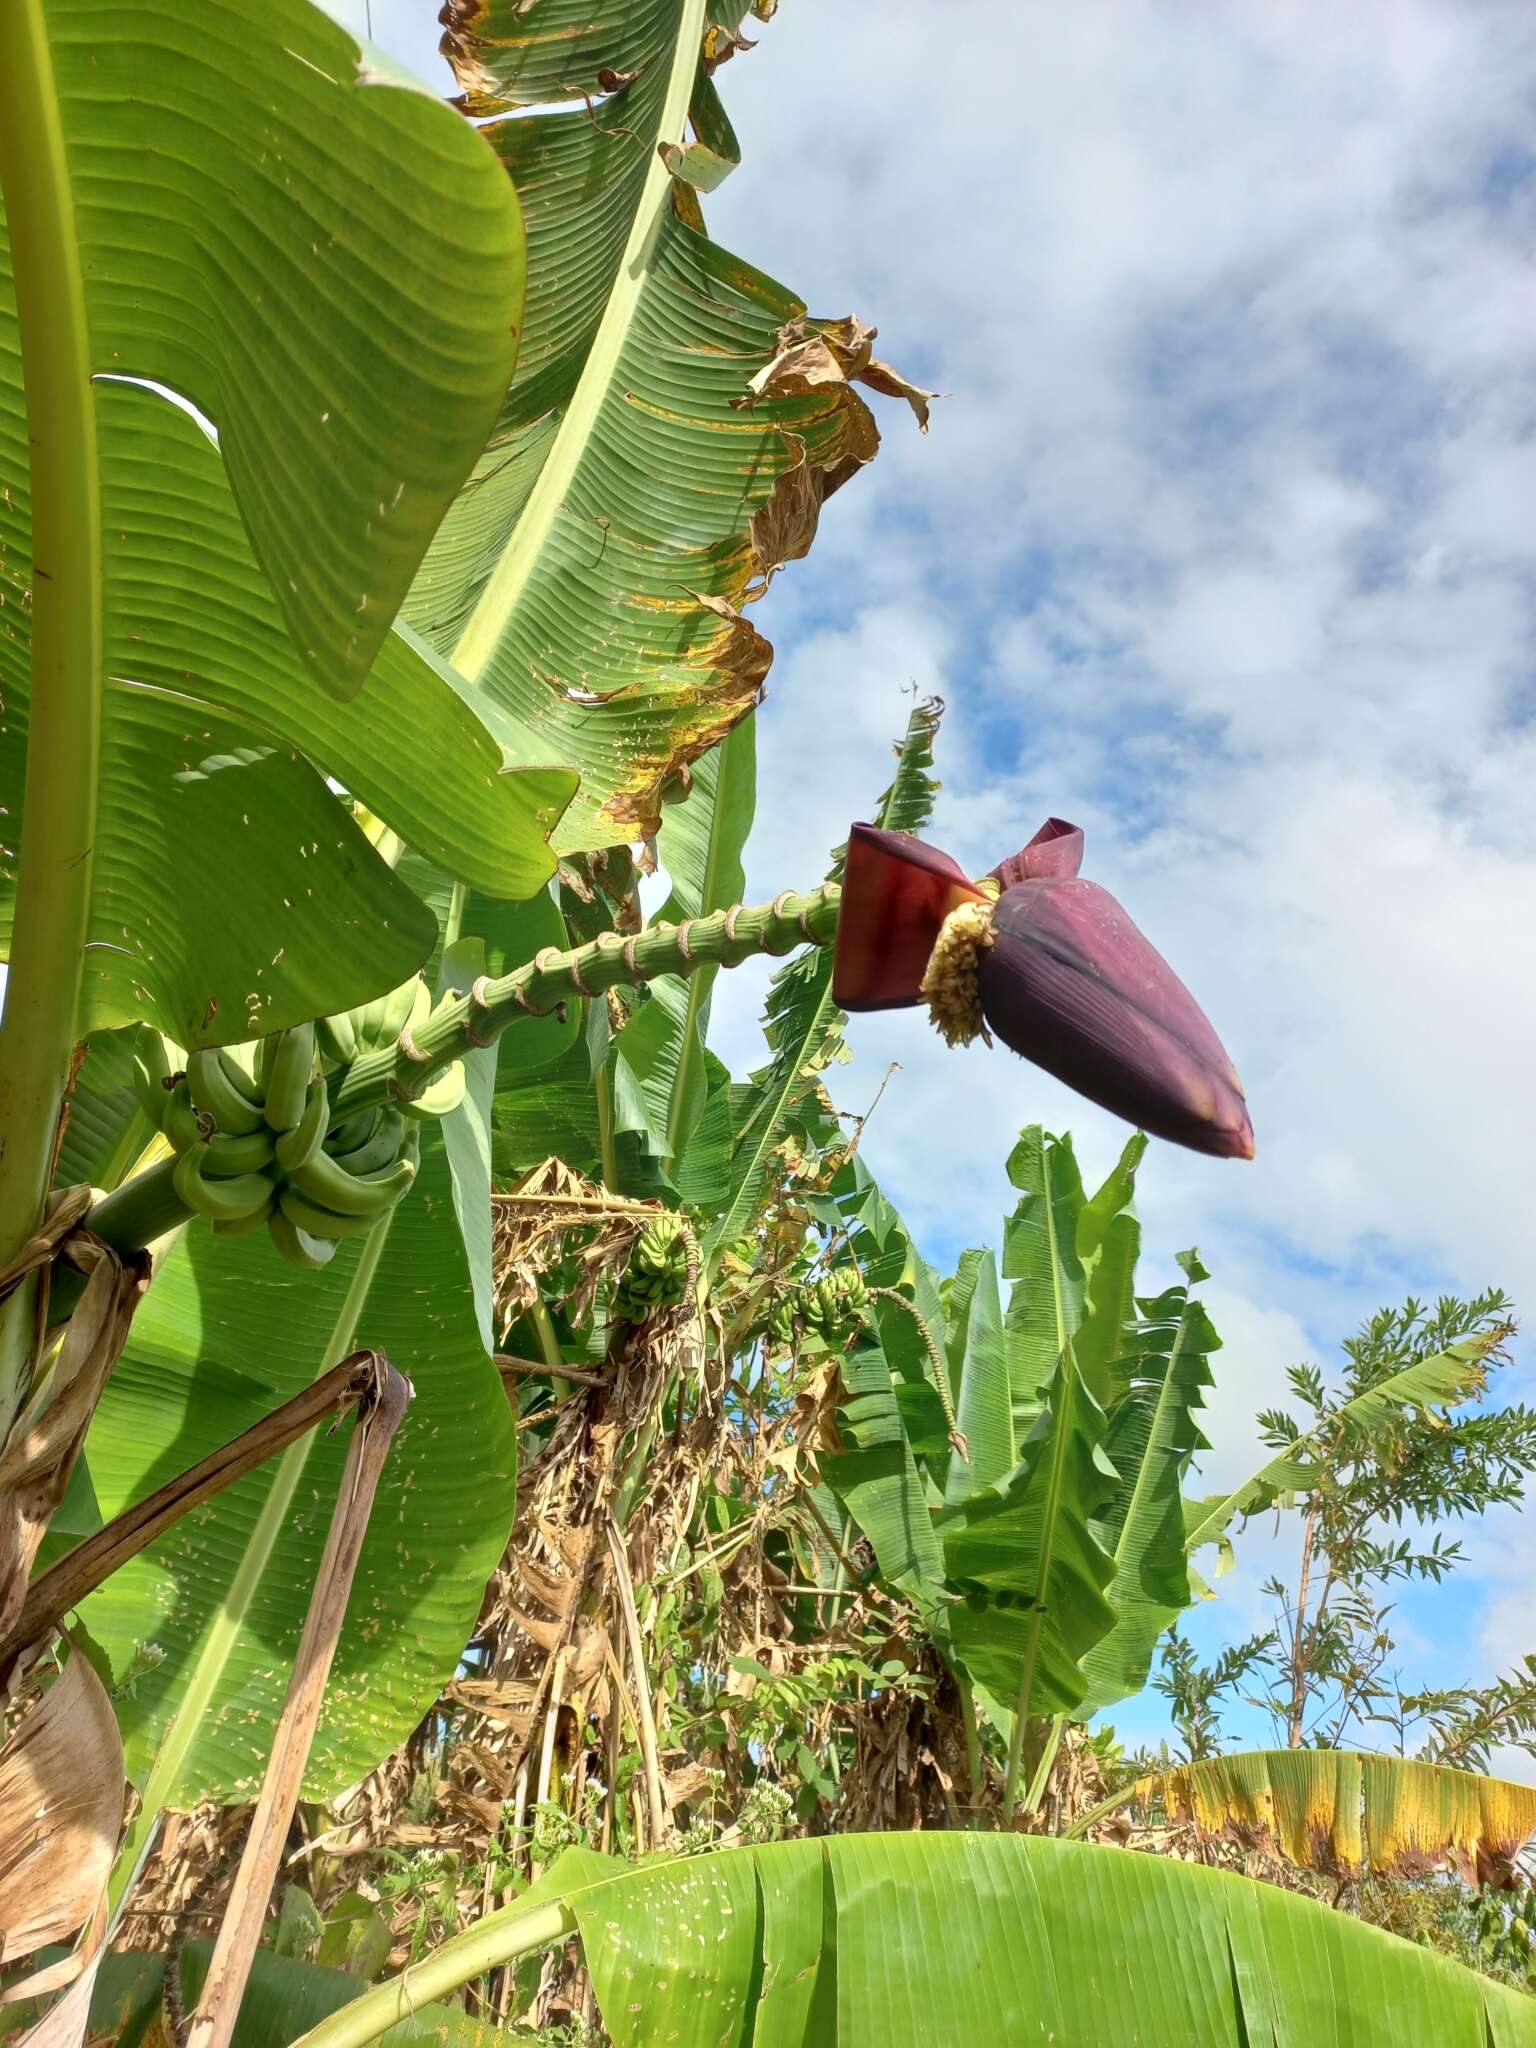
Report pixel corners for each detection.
[604,1512,668,1848]
[0,1190,150,1635]
[184,1358,411,2048]
[4,1352,378,1662]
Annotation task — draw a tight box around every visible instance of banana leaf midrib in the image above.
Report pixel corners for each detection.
[1005,1145,1079,1755]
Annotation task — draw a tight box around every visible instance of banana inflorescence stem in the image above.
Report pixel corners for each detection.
[326,883,842,1119]
[87,884,842,1259]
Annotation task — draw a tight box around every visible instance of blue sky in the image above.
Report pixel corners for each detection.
[340,2,1536,1762]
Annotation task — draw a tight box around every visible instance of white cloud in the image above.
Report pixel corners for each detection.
[702,0,1536,1345]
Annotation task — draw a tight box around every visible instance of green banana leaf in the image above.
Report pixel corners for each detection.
[612,719,756,1166]
[1077,1262,1219,1716]
[937,1348,1118,1720]
[1074,1131,1148,1404]
[821,1337,946,1597]
[1185,1333,1500,1565]
[1000,1125,1089,1427]
[76,1128,515,1812]
[1119,1749,1536,1887]
[944,1248,1011,1496]
[492,1031,605,1184]
[670,1050,741,1212]
[941,1245,989,1403]
[295,1834,1536,2048]
[840,1154,955,1404]
[0,0,556,1048]
[931,1130,1144,1722]
[55,1026,142,1192]
[409,1,928,855]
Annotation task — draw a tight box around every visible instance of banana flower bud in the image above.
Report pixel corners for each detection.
[833,819,1253,1160]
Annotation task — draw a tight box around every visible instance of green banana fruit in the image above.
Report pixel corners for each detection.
[204,1128,278,1176]
[218,1042,265,1106]
[262,1022,316,1133]
[131,1029,175,1132]
[287,1148,416,1219]
[315,1010,358,1066]
[187,1047,268,1136]
[277,1184,384,1240]
[401,1061,465,1121]
[267,1206,339,1270]
[275,1076,330,1174]
[173,1144,277,1222]
[329,1109,405,1178]
[163,1079,212,1155]
[213,1189,278,1236]
[354,975,422,1053]
[324,1107,382,1156]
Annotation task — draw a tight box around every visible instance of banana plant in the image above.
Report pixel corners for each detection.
[0,0,542,1423]
[0,4,933,2009]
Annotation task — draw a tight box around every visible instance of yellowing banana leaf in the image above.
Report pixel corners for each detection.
[1129,1749,1536,1888]
[409,1,930,854]
[292,1834,1536,2048]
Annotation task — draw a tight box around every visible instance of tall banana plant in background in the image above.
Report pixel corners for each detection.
[807,1122,1218,1811]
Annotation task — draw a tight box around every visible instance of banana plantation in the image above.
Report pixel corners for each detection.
[2,2,1533,2043]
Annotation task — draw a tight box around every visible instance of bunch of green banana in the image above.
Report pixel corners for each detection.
[612,1212,694,1325]
[755,1265,869,1354]
[759,1291,802,1351]
[133,1016,426,1272]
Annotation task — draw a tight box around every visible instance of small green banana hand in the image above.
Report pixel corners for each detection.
[131,1028,181,1133]
[204,1127,277,1176]
[613,1213,693,1324]
[140,1003,452,1271]
[262,1096,418,1269]
[163,1079,213,1155]
[267,1207,338,1270]
[329,1109,406,1177]
[314,1010,358,1068]
[286,1147,416,1219]
[346,974,429,1056]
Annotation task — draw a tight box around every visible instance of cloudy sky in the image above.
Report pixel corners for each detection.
[342,1,1536,1757]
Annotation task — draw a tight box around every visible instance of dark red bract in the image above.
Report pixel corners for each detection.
[833,818,1254,1160]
